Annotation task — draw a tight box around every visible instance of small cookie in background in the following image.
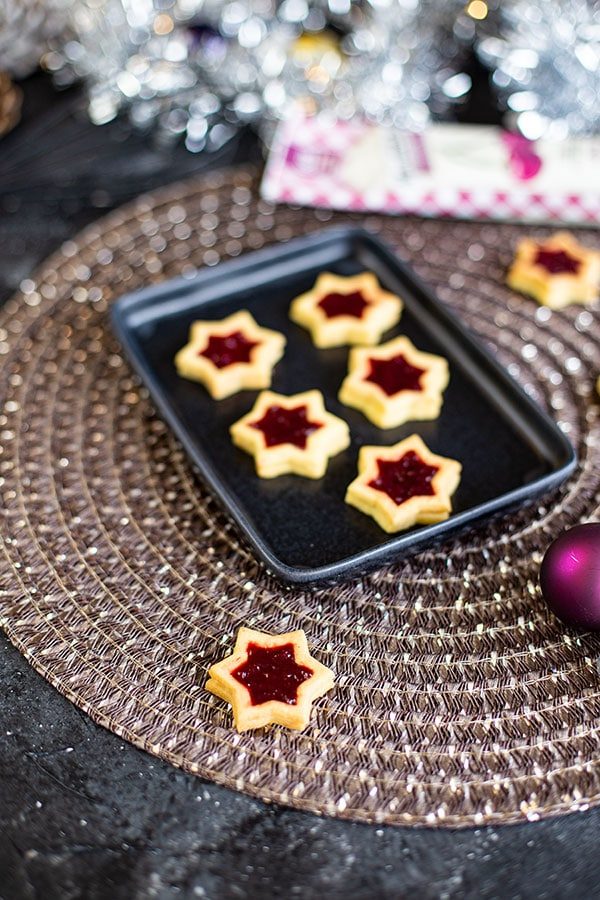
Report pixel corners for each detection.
[507,231,600,309]
[290,271,402,348]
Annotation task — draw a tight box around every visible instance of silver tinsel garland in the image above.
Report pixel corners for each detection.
[5,0,598,144]
[477,0,600,138]
[196,0,471,128]
[48,0,471,147]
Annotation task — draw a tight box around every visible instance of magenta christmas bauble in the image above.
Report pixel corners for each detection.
[540,523,600,629]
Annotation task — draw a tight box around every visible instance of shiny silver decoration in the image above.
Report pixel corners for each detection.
[349,0,472,128]
[52,0,470,145]
[477,0,600,138]
[200,0,470,131]
[55,0,229,151]
[0,0,71,77]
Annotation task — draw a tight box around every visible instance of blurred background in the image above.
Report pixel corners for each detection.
[0,0,598,296]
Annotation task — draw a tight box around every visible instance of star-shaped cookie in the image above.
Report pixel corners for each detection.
[206,627,335,731]
[230,389,350,478]
[507,231,600,309]
[345,434,462,533]
[338,335,449,428]
[174,310,286,399]
[290,271,403,347]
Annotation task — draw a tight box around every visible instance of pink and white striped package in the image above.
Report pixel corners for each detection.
[261,113,600,226]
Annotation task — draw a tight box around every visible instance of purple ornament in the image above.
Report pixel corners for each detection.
[540,523,600,630]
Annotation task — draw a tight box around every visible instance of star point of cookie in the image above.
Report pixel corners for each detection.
[174,310,286,399]
[230,389,350,478]
[290,271,403,347]
[507,231,600,309]
[206,627,335,731]
[345,434,461,533]
[339,335,449,428]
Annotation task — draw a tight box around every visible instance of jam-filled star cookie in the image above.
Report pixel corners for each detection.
[290,272,402,347]
[507,231,600,309]
[174,310,286,399]
[206,627,335,731]
[339,335,449,428]
[230,389,350,479]
[345,434,461,533]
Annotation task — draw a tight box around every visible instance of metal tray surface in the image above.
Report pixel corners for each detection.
[112,227,576,584]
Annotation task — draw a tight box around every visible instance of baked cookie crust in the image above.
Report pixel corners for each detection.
[507,231,600,309]
[290,271,402,347]
[339,335,449,428]
[206,627,335,732]
[345,434,462,533]
[230,389,350,479]
[174,310,286,399]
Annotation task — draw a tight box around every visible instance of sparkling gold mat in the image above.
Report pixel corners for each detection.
[1,166,599,827]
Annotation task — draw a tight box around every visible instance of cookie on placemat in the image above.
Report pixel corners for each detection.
[290,271,402,347]
[345,434,461,533]
[230,389,350,478]
[206,627,335,732]
[339,335,449,429]
[174,310,286,399]
[507,231,600,309]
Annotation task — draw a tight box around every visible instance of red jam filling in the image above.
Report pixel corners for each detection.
[318,290,370,319]
[368,451,439,506]
[534,247,581,275]
[365,353,425,396]
[250,404,322,449]
[231,642,313,706]
[200,330,259,369]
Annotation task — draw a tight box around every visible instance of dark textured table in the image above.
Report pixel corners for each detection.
[1,72,600,900]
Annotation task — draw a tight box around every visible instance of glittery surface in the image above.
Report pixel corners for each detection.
[0,166,599,828]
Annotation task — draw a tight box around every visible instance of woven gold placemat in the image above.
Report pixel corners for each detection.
[1,165,600,827]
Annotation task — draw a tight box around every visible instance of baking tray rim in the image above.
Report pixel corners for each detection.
[111,225,578,585]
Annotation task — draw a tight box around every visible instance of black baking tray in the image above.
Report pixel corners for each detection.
[112,227,576,585]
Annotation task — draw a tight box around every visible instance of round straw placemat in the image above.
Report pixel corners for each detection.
[1,165,600,828]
